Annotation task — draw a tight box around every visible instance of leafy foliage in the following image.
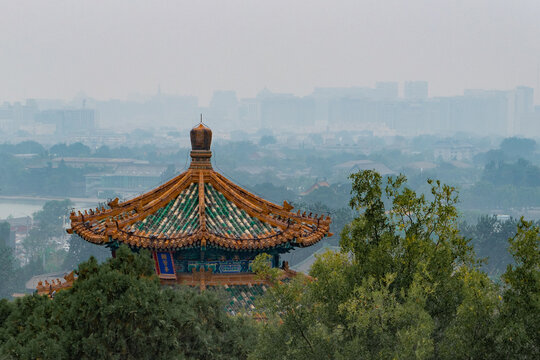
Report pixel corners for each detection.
[499,137,536,160]
[494,220,540,359]
[49,142,91,157]
[0,222,16,298]
[0,245,255,359]
[22,199,73,267]
[251,170,539,359]
[62,235,110,270]
[459,215,518,277]
[482,159,540,187]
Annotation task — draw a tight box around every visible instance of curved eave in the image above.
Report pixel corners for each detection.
[67,167,332,251]
[69,219,330,251]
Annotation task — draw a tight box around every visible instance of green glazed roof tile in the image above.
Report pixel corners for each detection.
[128,183,200,235]
[204,183,277,239]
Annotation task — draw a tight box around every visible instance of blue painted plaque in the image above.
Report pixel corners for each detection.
[153,252,176,279]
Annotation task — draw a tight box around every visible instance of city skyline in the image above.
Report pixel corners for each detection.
[1,81,537,105]
[1,82,538,139]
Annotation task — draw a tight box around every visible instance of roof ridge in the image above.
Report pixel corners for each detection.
[212,171,285,213]
[208,172,291,230]
[198,171,207,235]
[69,170,192,224]
[114,171,196,231]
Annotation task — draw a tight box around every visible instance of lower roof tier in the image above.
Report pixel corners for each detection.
[68,168,331,251]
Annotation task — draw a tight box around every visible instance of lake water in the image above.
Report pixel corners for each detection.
[0,199,99,219]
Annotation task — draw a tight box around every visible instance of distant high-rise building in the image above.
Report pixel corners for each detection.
[312,87,374,99]
[404,81,428,100]
[537,63,540,105]
[35,108,95,135]
[257,91,315,130]
[0,99,38,132]
[514,86,534,116]
[238,98,261,129]
[512,86,535,135]
[209,90,239,127]
[375,82,399,100]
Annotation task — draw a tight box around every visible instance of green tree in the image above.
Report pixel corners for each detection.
[68,142,91,157]
[499,137,536,160]
[251,171,495,359]
[259,135,277,146]
[0,245,255,359]
[62,234,110,270]
[0,221,10,246]
[32,199,73,239]
[438,268,499,360]
[22,199,73,267]
[0,222,16,298]
[94,145,112,157]
[250,254,334,360]
[459,215,518,277]
[49,143,69,157]
[481,159,540,187]
[12,140,47,156]
[0,153,25,194]
[494,219,539,359]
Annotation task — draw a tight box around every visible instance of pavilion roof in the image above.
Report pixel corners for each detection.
[67,125,331,251]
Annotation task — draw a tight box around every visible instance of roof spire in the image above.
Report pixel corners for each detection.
[189,120,213,169]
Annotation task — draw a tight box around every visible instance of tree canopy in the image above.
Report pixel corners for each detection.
[499,137,536,160]
[0,245,255,359]
[0,222,16,298]
[22,199,73,267]
[251,170,539,359]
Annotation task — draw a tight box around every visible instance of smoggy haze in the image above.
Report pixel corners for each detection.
[1,0,539,104]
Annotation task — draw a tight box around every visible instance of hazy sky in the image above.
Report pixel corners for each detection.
[1,0,539,105]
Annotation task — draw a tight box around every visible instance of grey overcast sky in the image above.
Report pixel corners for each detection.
[1,0,539,104]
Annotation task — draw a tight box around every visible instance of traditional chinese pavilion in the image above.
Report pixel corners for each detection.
[67,123,331,291]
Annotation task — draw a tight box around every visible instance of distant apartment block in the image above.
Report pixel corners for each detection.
[209,91,239,127]
[35,108,95,135]
[0,100,38,132]
[404,81,429,100]
[375,82,399,100]
[69,132,128,148]
[96,94,198,129]
[241,84,536,136]
[49,156,166,197]
[434,144,474,161]
[514,86,534,115]
[85,164,168,198]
